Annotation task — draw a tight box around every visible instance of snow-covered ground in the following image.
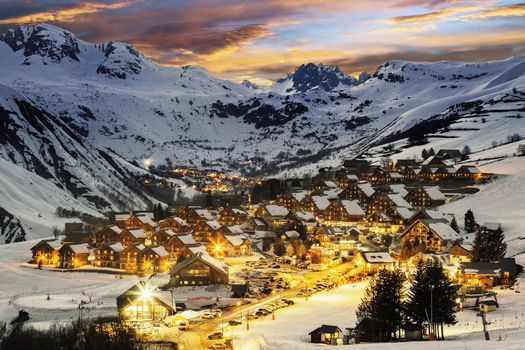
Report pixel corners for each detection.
[233,277,525,350]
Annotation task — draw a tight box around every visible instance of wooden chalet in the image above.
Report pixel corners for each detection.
[342,159,371,176]
[394,159,418,170]
[299,195,330,217]
[254,204,290,229]
[338,182,374,207]
[31,239,61,265]
[121,214,156,233]
[367,211,392,233]
[366,193,411,216]
[58,243,90,269]
[164,234,197,259]
[457,258,518,288]
[433,165,456,180]
[168,253,229,287]
[309,325,341,344]
[120,243,145,272]
[117,281,175,323]
[218,207,247,226]
[455,165,482,180]
[273,193,301,211]
[405,186,446,208]
[400,166,422,181]
[151,229,176,246]
[178,206,204,226]
[193,220,222,241]
[158,217,189,233]
[213,233,251,257]
[336,173,359,188]
[435,149,462,163]
[94,242,124,268]
[421,155,446,167]
[323,199,365,226]
[137,246,170,274]
[93,226,122,247]
[119,228,148,247]
[400,219,459,252]
[449,244,474,264]
[351,251,395,274]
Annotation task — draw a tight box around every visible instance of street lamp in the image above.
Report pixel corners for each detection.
[429,285,435,340]
[272,290,276,320]
[215,244,222,257]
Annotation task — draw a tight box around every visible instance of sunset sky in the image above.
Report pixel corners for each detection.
[0,0,524,84]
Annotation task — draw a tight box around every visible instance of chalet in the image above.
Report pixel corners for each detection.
[323,199,365,226]
[254,204,290,229]
[287,210,317,234]
[31,239,61,265]
[137,246,170,274]
[213,233,251,257]
[94,242,124,268]
[193,220,222,241]
[93,226,122,247]
[122,214,156,233]
[117,281,175,323]
[368,168,388,183]
[64,222,84,234]
[58,243,90,269]
[351,251,395,274]
[231,283,250,298]
[151,229,177,246]
[342,159,371,176]
[119,228,148,247]
[164,233,197,259]
[338,182,374,207]
[178,206,204,226]
[395,159,418,169]
[299,195,330,217]
[282,230,301,240]
[421,155,446,167]
[435,149,462,163]
[241,217,268,231]
[367,193,411,216]
[367,211,392,233]
[120,243,145,272]
[449,244,474,264]
[158,217,189,233]
[457,258,518,288]
[400,219,459,252]
[312,180,338,192]
[434,165,456,180]
[400,166,422,180]
[388,184,408,197]
[336,173,359,188]
[273,193,301,211]
[386,206,414,231]
[455,165,482,180]
[63,231,92,245]
[309,325,341,345]
[405,186,446,208]
[419,166,440,181]
[218,207,247,226]
[216,225,244,236]
[168,253,229,287]
[195,209,215,221]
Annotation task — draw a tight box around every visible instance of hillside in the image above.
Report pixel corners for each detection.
[0,23,524,242]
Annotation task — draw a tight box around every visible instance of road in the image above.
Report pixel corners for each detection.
[154,261,356,349]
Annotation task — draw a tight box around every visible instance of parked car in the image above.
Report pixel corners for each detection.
[208,331,223,340]
[228,319,242,326]
[208,343,229,350]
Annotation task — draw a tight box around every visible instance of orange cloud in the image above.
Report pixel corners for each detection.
[0,1,136,25]
[461,3,525,20]
[387,5,477,23]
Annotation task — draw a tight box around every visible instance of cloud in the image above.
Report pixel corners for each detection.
[387,5,477,23]
[461,3,525,20]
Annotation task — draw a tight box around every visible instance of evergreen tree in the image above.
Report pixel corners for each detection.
[421,149,428,160]
[355,269,405,342]
[406,260,458,340]
[296,222,308,241]
[205,191,214,208]
[428,148,435,156]
[450,216,459,233]
[472,224,507,262]
[490,225,507,262]
[464,209,477,233]
[273,240,286,256]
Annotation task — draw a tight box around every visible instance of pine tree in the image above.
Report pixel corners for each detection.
[464,209,477,233]
[356,269,405,342]
[450,216,459,233]
[490,225,507,262]
[471,226,487,262]
[421,149,428,159]
[473,224,507,262]
[406,260,458,340]
[428,148,435,156]
[273,240,286,256]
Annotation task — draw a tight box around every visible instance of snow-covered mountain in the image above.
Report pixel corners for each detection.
[0,23,524,241]
[269,63,360,94]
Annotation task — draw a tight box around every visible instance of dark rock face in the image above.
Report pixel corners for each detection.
[96,42,142,79]
[0,207,26,243]
[0,25,80,64]
[277,63,358,93]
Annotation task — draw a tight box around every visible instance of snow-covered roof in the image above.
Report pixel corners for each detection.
[109,242,124,253]
[198,253,228,274]
[226,225,244,234]
[482,222,501,231]
[388,194,412,208]
[108,226,123,234]
[284,230,300,238]
[357,183,374,197]
[265,204,289,217]
[295,211,315,221]
[458,165,480,174]
[389,184,408,197]
[68,243,90,254]
[115,213,130,221]
[341,200,365,216]
[429,222,459,241]
[232,208,247,215]
[362,252,395,263]
[394,207,414,220]
[346,174,359,181]
[224,234,247,246]
[423,186,446,201]
[322,188,342,199]
[291,191,308,201]
[127,228,147,238]
[149,246,169,256]
[206,220,222,230]
[178,234,197,245]
[312,196,331,210]
[424,209,446,220]
[163,229,178,237]
[196,209,215,220]
[388,171,402,179]
[324,180,338,188]
[189,245,208,255]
